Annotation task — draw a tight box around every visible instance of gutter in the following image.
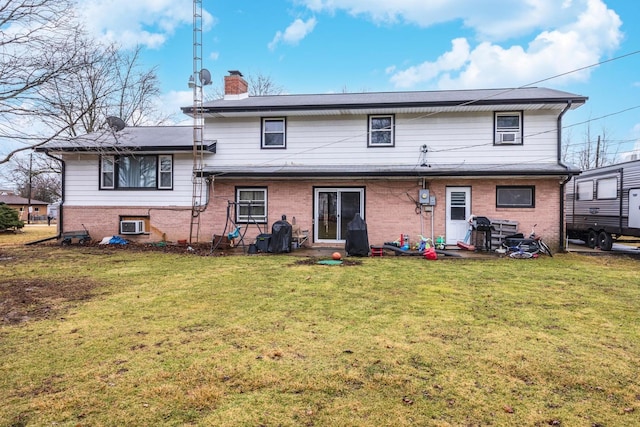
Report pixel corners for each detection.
[557,101,574,252]
[42,149,65,241]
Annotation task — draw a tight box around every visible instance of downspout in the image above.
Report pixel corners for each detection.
[43,149,64,239]
[557,101,573,252]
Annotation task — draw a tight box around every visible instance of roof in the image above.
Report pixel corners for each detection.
[0,194,49,205]
[36,126,213,153]
[182,87,588,116]
[202,162,581,178]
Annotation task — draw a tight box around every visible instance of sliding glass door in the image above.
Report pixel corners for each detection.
[314,188,364,243]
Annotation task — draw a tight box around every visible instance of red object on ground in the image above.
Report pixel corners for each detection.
[456,241,476,251]
[332,252,342,260]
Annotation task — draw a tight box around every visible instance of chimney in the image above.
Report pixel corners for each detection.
[224,70,248,100]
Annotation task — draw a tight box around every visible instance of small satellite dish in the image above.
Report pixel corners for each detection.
[199,68,212,85]
[106,116,126,132]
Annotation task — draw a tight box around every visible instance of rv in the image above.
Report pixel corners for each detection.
[566,160,640,250]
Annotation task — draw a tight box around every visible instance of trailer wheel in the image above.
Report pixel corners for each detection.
[598,231,613,251]
[587,230,598,249]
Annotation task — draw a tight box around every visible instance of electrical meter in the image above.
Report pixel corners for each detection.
[419,189,430,205]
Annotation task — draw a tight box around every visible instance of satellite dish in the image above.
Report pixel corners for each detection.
[199,68,212,85]
[106,116,126,132]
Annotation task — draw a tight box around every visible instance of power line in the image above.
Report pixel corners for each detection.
[212,50,640,173]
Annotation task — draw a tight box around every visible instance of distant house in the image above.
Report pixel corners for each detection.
[0,194,49,222]
[38,71,587,250]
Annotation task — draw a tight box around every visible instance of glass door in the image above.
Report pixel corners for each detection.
[314,188,364,243]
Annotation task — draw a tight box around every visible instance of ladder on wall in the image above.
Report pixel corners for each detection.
[189,0,205,244]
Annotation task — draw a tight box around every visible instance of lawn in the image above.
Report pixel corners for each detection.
[1,228,639,426]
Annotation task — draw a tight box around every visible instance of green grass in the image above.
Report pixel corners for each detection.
[1,243,639,426]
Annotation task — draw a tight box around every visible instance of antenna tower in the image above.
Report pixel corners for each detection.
[189,0,205,243]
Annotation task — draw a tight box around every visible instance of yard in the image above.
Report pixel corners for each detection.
[0,226,639,426]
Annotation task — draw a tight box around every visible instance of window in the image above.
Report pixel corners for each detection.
[596,177,617,200]
[368,115,395,147]
[576,180,593,201]
[100,154,173,190]
[159,155,173,189]
[236,188,267,223]
[496,186,535,208]
[262,118,286,148]
[101,156,115,189]
[494,112,522,145]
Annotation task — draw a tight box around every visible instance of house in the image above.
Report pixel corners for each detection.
[38,71,587,251]
[0,194,50,222]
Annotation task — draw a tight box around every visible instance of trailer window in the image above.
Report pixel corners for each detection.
[576,181,593,201]
[596,177,617,200]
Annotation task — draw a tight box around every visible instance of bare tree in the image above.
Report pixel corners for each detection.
[1,1,167,166]
[11,154,61,203]
[563,121,616,170]
[0,0,84,163]
[37,42,165,138]
[206,72,285,100]
[246,73,285,96]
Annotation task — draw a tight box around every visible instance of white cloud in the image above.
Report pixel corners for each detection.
[268,17,317,51]
[298,0,589,41]
[77,0,215,49]
[387,0,622,89]
[389,38,470,88]
[156,90,193,125]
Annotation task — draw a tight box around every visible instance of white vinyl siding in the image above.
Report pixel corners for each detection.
[62,154,193,206]
[204,110,558,168]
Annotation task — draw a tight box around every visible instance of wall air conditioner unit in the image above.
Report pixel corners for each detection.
[120,220,145,234]
[497,132,518,144]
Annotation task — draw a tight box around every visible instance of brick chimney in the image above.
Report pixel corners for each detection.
[224,70,248,100]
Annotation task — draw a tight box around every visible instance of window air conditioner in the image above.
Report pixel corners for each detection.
[120,220,145,234]
[497,132,518,143]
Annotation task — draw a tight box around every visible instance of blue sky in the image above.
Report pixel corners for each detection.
[2,0,639,182]
[87,0,636,159]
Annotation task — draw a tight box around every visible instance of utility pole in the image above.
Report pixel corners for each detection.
[595,135,601,168]
[27,152,32,224]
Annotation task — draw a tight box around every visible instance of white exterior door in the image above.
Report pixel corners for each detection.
[629,188,640,229]
[445,187,471,245]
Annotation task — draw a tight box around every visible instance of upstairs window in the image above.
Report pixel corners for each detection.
[262,118,286,149]
[368,115,395,147]
[100,154,173,190]
[494,112,522,145]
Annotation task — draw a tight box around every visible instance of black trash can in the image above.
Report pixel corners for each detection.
[255,233,271,253]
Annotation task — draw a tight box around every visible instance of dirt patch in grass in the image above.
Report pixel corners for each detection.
[292,257,363,266]
[0,278,100,324]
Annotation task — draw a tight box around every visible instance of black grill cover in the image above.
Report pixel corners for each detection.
[269,220,292,253]
[345,213,369,256]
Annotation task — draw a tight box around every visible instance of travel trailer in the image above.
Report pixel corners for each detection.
[566,160,640,250]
